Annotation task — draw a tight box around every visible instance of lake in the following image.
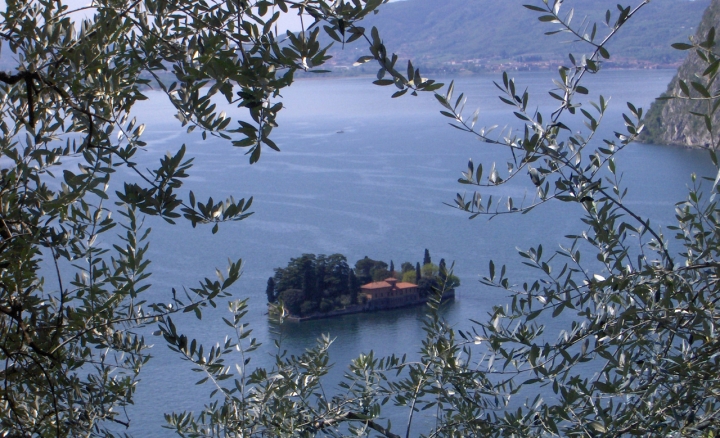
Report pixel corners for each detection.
[115,69,715,434]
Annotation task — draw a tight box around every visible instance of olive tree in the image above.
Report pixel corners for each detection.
[0,0,441,435]
[4,0,719,435]
[166,1,720,437]
[441,1,720,435]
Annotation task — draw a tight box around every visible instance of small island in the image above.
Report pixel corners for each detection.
[266,249,458,322]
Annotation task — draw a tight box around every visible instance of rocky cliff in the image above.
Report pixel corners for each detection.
[641,0,720,148]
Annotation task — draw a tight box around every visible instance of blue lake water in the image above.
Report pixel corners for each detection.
[115,69,716,434]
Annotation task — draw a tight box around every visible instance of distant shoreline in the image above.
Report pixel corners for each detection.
[295,62,680,80]
[136,63,678,89]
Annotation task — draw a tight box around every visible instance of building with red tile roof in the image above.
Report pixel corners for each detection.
[361,277,421,310]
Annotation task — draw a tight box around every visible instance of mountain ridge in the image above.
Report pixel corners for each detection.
[325,0,710,73]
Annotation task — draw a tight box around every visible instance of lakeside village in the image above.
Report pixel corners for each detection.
[266,250,458,322]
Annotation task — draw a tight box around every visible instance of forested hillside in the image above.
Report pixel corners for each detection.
[326,0,710,72]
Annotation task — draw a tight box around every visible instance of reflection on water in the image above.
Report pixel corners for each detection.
[276,302,456,357]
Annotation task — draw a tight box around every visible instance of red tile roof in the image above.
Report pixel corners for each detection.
[361,281,391,290]
[396,282,417,289]
[361,281,417,290]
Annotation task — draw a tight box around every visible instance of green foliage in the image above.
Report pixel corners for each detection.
[272,252,447,317]
[0,0,446,434]
[349,269,360,305]
[354,256,389,284]
[401,270,416,284]
[324,254,352,297]
[170,1,720,436]
[299,300,317,316]
[423,248,431,266]
[273,253,353,315]
[438,1,720,434]
[279,289,305,316]
[400,261,414,273]
[416,276,439,299]
[319,298,334,313]
[266,277,276,303]
[371,267,392,282]
[274,253,315,292]
[5,0,719,435]
[421,262,439,279]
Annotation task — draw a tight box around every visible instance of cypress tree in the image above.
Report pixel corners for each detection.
[390,260,395,274]
[439,258,447,284]
[423,248,431,266]
[416,262,421,283]
[349,270,359,305]
[266,277,276,303]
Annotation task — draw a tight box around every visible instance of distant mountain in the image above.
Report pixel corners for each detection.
[325,0,710,73]
[641,0,720,147]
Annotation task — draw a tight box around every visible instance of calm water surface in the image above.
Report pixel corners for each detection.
[116,69,715,434]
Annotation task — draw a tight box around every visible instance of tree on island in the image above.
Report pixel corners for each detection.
[354,256,389,284]
[416,277,439,299]
[314,259,326,304]
[278,289,305,317]
[271,253,357,316]
[273,254,315,292]
[438,258,447,284]
[324,254,351,298]
[423,248,432,266]
[348,270,360,305]
[421,262,439,279]
[265,277,276,304]
[302,258,317,302]
[401,270,416,284]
